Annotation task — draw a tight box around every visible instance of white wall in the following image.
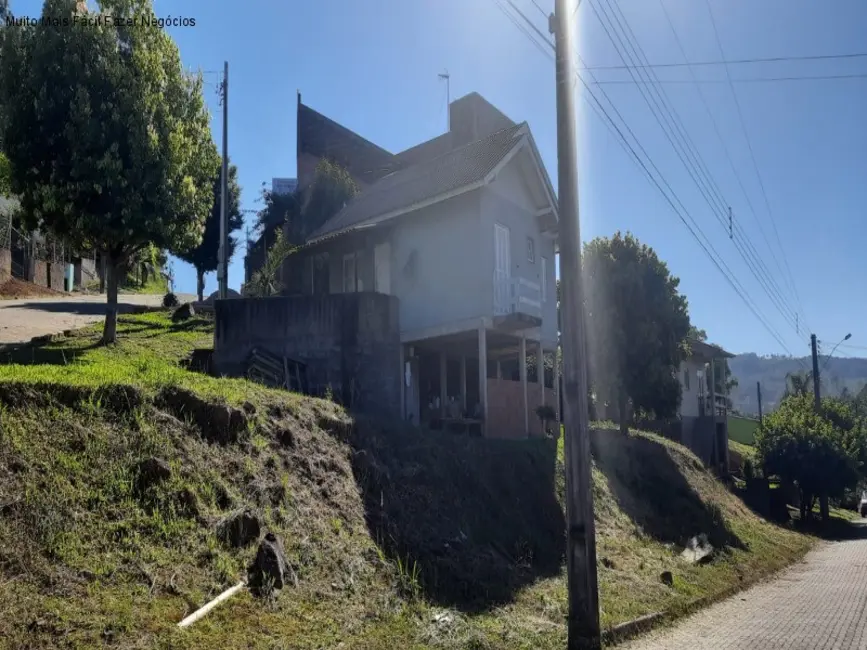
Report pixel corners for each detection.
[481,156,558,347]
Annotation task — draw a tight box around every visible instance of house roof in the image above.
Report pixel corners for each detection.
[306,122,529,243]
[687,337,734,362]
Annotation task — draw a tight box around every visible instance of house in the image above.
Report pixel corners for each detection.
[678,337,734,472]
[246,92,560,439]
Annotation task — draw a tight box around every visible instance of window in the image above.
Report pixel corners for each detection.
[683,368,691,391]
[527,236,535,263]
[541,256,548,302]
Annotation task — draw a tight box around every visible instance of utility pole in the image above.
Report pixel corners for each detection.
[811,334,821,410]
[757,381,763,426]
[438,70,450,131]
[218,61,229,300]
[550,2,600,648]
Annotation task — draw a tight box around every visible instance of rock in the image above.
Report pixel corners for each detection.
[171,303,195,323]
[681,533,715,564]
[216,507,262,548]
[248,532,293,595]
[660,571,674,586]
[134,458,171,493]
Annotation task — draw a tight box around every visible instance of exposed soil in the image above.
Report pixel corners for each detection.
[0,278,62,299]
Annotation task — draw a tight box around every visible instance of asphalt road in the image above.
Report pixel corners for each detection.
[623,525,867,649]
[0,293,194,344]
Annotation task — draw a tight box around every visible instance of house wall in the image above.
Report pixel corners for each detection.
[213,293,401,418]
[389,191,486,335]
[679,357,705,418]
[32,260,48,288]
[74,257,97,288]
[486,377,557,439]
[481,159,558,347]
[48,262,66,292]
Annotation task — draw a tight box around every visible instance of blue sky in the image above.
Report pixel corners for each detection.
[11,0,867,359]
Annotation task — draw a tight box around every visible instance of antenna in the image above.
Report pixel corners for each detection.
[438,70,450,131]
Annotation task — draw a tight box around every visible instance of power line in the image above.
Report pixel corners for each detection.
[492,0,801,359]
[529,0,548,19]
[580,51,867,71]
[589,0,803,338]
[590,72,867,84]
[656,0,811,335]
[704,0,806,333]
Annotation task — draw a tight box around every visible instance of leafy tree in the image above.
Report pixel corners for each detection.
[177,162,243,301]
[582,232,691,432]
[0,152,10,196]
[0,0,218,342]
[246,229,295,297]
[756,393,866,522]
[783,371,814,399]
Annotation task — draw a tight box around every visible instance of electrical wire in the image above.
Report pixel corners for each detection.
[581,51,867,71]
[589,0,804,339]
[493,0,801,360]
[704,0,807,331]
[590,72,867,84]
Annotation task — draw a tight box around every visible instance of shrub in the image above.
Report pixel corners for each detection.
[163,292,179,308]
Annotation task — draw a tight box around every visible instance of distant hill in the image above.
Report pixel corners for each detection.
[728,353,867,416]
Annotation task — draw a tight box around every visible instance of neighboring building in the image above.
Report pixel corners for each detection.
[271,177,298,196]
[243,92,559,439]
[678,337,734,473]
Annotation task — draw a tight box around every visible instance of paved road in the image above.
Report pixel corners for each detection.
[0,293,194,344]
[624,530,867,649]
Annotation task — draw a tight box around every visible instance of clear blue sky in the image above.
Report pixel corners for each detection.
[12,0,867,358]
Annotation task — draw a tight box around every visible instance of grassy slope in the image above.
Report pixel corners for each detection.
[0,313,814,649]
[728,415,760,446]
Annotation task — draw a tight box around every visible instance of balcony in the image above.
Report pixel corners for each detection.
[698,393,728,418]
[493,273,542,330]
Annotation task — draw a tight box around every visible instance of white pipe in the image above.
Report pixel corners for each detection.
[177,581,246,628]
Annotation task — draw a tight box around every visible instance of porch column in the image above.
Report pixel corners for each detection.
[439,352,447,411]
[520,334,528,436]
[496,359,502,379]
[478,325,488,427]
[709,358,717,416]
[538,341,545,407]
[400,344,406,420]
[460,355,467,413]
[554,350,561,424]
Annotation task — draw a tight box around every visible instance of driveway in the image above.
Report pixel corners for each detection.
[0,293,194,344]
[623,527,867,649]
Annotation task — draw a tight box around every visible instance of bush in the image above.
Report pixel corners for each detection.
[162,292,179,308]
[742,457,756,481]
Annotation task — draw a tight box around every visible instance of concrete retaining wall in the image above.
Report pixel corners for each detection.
[214,293,401,418]
[486,377,557,439]
[0,248,10,284]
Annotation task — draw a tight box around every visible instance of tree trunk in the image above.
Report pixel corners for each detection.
[102,261,120,344]
[799,490,808,521]
[99,251,106,294]
[618,389,629,435]
[142,263,150,286]
[196,267,205,303]
[820,493,830,522]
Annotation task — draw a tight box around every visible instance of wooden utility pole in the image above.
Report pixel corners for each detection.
[811,334,821,410]
[757,381,763,426]
[218,61,229,300]
[550,1,600,647]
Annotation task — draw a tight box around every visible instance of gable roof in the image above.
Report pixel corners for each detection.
[307,122,530,243]
[687,337,734,362]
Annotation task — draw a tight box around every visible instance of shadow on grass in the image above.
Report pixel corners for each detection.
[10,299,156,316]
[790,510,867,541]
[591,429,746,551]
[347,416,565,613]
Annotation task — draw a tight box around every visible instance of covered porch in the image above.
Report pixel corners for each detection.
[400,320,559,439]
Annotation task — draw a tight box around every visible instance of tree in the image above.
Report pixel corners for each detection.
[177,162,242,301]
[246,229,295,297]
[582,232,691,432]
[756,393,865,522]
[784,371,814,399]
[0,0,218,342]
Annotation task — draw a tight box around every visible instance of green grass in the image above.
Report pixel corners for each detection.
[122,274,169,295]
[0,315,820,648]
[728,439,756,463]
[728,414,760,445]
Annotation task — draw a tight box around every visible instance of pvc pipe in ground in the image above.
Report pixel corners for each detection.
[177,581,246,628]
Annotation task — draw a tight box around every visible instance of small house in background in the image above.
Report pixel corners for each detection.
[679,337,735,473]
[235,92,560,438]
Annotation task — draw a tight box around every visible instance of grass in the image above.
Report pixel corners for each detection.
[0,313,819,648]
[728,414,760,446]
[122,274,169,295]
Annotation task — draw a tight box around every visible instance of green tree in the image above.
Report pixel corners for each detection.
[757,393,865,522]
[246,229,295,297]
[177,162,243,301]
[582,232,691,432]
[783,371,814,399]
[0,0,218,342]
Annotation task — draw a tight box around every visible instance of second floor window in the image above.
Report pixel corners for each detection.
[683,368,691,391]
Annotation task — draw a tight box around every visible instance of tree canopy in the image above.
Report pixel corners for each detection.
[756,393,867,521]
[0,0,218,341]
[582,232,691,430]
[176,162,243,301]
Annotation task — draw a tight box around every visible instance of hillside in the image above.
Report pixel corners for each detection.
[0,312,814,648]
[729,352,867,415]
